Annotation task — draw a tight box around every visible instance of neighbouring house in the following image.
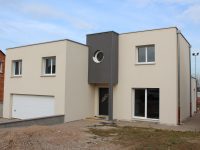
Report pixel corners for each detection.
[0,50,5,102]
[0,50,5,117]
[197,91,200,109]
[3,27,194,125]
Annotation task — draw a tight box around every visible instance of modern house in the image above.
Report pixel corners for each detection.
[3,27,194,125]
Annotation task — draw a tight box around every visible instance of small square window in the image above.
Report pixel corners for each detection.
[13,60,22,76]
[43,57,56,75]
[137,45,155,63]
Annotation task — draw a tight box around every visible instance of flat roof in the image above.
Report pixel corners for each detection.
[87,31,119,36]
[7,39,87,50]
[120,26,191,47]
[120,27,177,35]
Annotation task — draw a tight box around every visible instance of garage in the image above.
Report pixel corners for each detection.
[12,95,55,119]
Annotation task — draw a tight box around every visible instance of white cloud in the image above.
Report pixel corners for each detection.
[125,0,200,25]
[0,18,76,49]
[0,19,71,36]
[20,3,95,30]
[126,0,199,7]
[126,0,154,7]
[163,0,194,4]
[21,3,63,19]
[0,1,95,30]
[182,5,200,23]
[0,0,22,6]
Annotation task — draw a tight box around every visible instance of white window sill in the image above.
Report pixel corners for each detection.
[132,117,159,122]
[135,62,156,65]
[41,74,56,77]
[11,75,22,78]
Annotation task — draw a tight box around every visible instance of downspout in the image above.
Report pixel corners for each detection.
[177,30,181,125]
[189,45,192,117]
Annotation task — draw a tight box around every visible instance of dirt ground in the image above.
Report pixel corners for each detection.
[0,119,122,150]
[90,126,200,150]
[0,114,200,150]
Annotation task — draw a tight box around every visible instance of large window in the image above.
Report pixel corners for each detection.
[137,45,155,63]
[134,88,159,119]
[43,57,56,75]
[13,60,22,76]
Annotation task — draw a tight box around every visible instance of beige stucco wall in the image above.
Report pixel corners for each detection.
[3,40,95,122]
[191,78,197,115]
[179,34,191,121]
[3,41,67,118]
[112,28,178,125]
[65,41,95,122]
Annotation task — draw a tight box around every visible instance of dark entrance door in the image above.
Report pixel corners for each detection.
[99,88,109,115]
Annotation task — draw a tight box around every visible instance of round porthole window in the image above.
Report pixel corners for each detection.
[93,50,104,63]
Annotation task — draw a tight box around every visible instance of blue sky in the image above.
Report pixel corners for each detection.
[0,0,199,75]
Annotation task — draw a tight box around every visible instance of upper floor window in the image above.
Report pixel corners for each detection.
[13,60,22,76]
[0,62,3,73]
[137,45,155,63]
[43,57,56,75]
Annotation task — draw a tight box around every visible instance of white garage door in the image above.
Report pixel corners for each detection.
[12,95,55,119]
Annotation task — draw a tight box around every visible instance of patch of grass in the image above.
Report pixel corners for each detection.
[90,128,117,137]
[89,126,200,149]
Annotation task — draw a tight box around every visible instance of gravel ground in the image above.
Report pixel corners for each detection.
[0,113,200,150]
[0,119,121,150]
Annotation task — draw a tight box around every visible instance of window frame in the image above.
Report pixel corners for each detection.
[42,56,56,76]
[12,60,22,77]
[132,88,159,121]
[136,45,155,64]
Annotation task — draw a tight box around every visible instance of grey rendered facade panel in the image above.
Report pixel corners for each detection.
[87,32,119,84]
[111,32,119,84]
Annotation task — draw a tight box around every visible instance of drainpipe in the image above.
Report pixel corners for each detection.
[177,30,181,125]
[108,84,113,120]
[189,45,192,117]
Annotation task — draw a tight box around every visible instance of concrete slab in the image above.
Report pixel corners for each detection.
[0,118,19,123]
[116,113,200,132]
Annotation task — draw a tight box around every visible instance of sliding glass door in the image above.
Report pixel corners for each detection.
[135,89,145,117]
[134,88,159,119]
